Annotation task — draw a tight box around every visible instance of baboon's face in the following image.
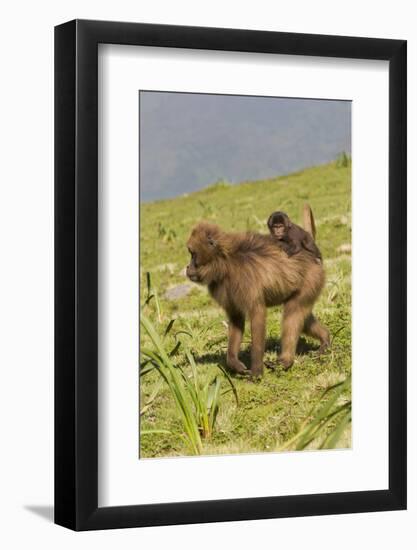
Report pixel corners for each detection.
[186,227,218,284]
[271,223,286,238]
[267,212,291,239]
[185,245,202,283]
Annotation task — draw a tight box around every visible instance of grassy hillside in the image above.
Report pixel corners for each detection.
[140,160,351,458]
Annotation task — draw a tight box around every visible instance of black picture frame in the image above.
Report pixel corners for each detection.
[55,19,407,531]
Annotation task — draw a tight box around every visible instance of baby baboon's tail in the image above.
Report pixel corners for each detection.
[303,203,316,240]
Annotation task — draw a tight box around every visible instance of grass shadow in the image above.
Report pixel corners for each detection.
[196,336,320,373]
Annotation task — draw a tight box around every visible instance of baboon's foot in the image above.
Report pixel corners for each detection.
[278,355,294,370]
[245,370,263,383]
[249,364,264,379]
[318,340,331,355]
[226,357,250,376]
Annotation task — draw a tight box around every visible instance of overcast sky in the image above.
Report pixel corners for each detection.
[140,91,351,202]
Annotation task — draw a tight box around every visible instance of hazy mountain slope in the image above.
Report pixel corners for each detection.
[140,92,351,201]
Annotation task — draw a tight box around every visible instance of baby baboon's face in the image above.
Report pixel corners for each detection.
[271,222,286,238]
[267,212,290,239]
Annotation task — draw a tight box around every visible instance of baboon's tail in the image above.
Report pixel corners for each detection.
[303,203,316,240]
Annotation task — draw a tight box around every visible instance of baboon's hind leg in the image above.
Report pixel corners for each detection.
[249,304,267,378]
[303,313,330,353]
[279,299,311,370]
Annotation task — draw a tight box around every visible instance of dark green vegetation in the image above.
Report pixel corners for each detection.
[140,160,351,458]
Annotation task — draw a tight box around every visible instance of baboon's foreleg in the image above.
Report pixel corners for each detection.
[226,313,247,374]
[279,298,310,369]
[303,313,330,352]
[249,305,266,377]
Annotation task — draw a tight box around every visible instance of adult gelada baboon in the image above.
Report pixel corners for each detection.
[186,204,330,377]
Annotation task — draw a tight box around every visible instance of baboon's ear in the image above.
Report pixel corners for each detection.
[267,214,273,228]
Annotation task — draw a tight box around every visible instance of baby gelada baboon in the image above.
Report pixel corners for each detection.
[186,207,329,377]
[267,211,322,262]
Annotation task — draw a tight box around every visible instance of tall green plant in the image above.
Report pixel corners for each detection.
[140,313,238,454]
[143,272,162,322]
[336,151,351,168]
[279,376,351,451]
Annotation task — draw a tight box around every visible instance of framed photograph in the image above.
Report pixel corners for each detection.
[55,20,406,530]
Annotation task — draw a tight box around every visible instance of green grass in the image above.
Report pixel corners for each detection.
[140,160,351,458]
